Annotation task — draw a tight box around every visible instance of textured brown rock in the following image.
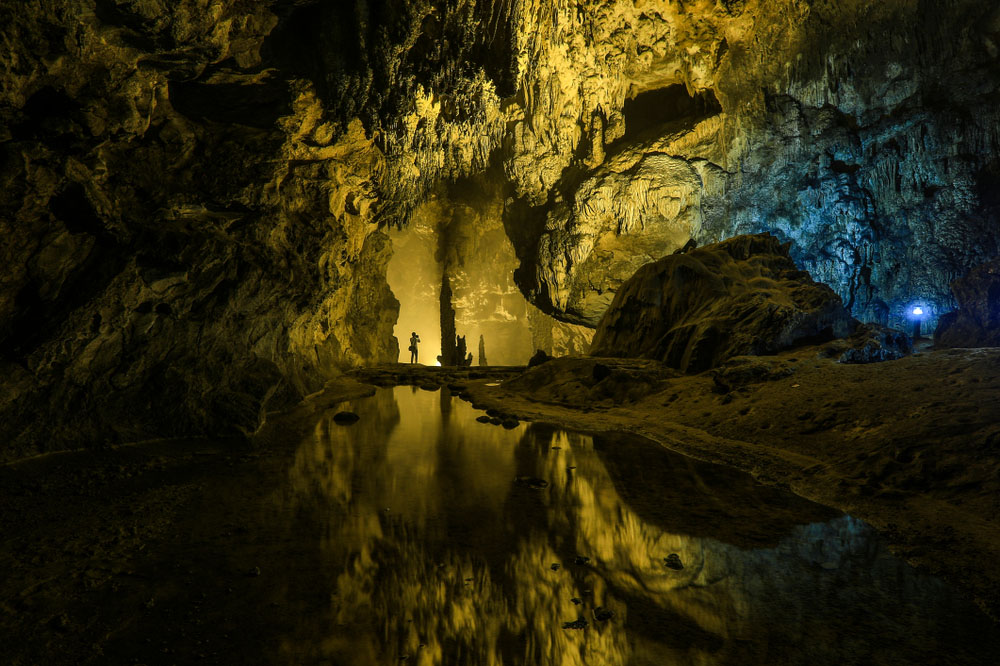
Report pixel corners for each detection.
[589,234,855,372]
[0,1,399,459]
[935,258,1000,348]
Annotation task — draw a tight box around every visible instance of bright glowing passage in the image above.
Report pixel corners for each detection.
[912,307,924,316]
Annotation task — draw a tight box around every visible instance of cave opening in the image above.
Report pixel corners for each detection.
[385,192,538,367]
[621,84,722,142]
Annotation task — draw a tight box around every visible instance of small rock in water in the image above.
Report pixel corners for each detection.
[486,408,502,417]
[664,553,683,570]
[501,418,519,429]
[573,556,590,566]
[419,384,438,391]
[550,563,561,571]
[593,607,614,622]
[333,411,360,425]
[562,618,587,630]
[476,415,491,423]
[489,417,503,425]
[514,476,549,489]
[570,597,583,605]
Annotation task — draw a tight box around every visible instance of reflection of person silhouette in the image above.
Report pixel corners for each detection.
[408,331,420,364]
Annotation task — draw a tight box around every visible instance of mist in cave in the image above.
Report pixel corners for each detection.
[2,0,1000,663]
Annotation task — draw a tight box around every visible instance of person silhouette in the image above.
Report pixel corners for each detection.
[408,331,420,364]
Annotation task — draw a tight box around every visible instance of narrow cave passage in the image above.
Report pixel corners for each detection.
[387,221,442,365]
[386,194,541,367]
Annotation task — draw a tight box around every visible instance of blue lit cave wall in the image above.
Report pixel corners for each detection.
[1,0,998,457]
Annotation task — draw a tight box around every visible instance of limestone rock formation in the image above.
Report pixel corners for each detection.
[0,1,400,459]
[935,258,1000,348]
[589,234,855,372]
[495,0,1000,332]
[3,0,1000,457]
[836,323,913,364]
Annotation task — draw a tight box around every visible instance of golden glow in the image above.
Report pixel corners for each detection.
[387,221,441,364]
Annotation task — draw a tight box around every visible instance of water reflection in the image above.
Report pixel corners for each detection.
[283,387,1000,665]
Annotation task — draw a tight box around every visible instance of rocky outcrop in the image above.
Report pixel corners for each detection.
[589,234,855,372]
[935,258,1000,347]
[836,324,914,364]
[0,1,400,459]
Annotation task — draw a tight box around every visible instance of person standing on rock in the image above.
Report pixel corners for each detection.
[409,331,420,364]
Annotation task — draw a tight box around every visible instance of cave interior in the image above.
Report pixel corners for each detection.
[2,0,1000,663]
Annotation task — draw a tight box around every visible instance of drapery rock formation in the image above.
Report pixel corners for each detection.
[935,257,1000,348]
[3,0,999,456]
[589,234,855,372]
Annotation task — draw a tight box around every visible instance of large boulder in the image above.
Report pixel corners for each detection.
[934,258,1000,348]
[589,233,855,372]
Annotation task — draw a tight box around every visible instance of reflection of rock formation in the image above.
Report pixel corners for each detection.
[282,388,999,665]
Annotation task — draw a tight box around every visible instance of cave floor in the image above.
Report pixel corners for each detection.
[1,351,998,663]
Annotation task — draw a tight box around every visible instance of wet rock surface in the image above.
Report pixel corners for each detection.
[0,1,400,459]
[935,258,1000,348]
[590,234,855,372]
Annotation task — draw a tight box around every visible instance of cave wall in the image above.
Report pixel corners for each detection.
[490,0,1000,329]
[3,0,999,457]
[298,0,1000,330]
[0,1,401,459]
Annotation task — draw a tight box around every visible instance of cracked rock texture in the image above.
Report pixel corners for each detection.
[589,234,855,372]
[935,257,1000,348]
[0,1,400,459]
[2,0,999,456]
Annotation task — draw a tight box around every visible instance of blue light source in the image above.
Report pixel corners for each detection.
[908,303,929,341]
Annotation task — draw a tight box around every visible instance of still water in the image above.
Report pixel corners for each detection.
[280,386,999,665]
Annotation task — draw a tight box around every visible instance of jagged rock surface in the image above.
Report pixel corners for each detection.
[935,258,1000,348]
[3,0,1000,456]
[836,324,914,364]
[490,1,1000,331]
[0,1,399,459]
[589,234,855,372]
